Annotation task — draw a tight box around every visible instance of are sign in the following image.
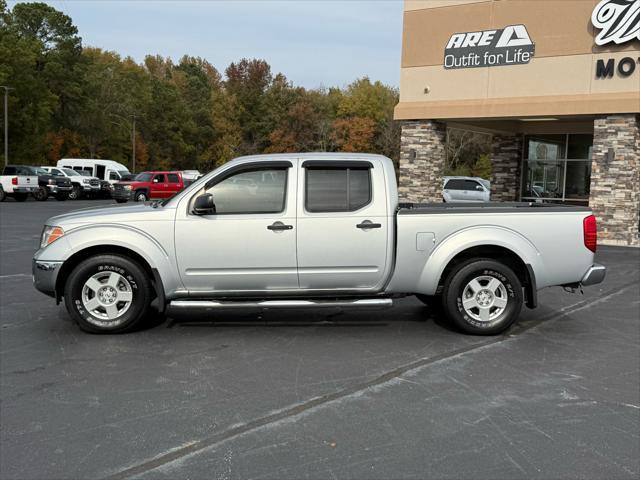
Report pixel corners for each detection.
[443,25,535,70]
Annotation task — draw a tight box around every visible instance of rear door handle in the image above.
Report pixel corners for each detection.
[356,221,382,229]
[267,221,293,231]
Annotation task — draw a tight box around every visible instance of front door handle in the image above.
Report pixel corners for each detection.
[267,221,293,231]
[356,221,382,229]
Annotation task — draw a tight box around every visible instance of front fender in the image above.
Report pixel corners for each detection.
[35,223,183,297]
[416,226,543,295]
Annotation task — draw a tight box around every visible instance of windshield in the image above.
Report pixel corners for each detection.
[134,173,153,182]
[117,170,129,177]
[78,171,91,176]
[34,167,48,175]
[61,168,80,176]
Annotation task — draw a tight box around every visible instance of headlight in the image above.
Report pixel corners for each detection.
[82,178,91,184]
[123,185,132,190]
[40,225,64,249]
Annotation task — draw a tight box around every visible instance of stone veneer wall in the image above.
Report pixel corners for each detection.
[398,120,447,203]
[590,114,639,247]
[490,134,522,202]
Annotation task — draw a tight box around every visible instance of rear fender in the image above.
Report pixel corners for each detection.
[415,226,542,295]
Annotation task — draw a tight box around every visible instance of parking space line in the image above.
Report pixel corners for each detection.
[102,279,639,480]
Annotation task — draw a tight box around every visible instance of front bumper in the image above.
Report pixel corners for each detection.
[46,185,73,193]
[581,263,606,286]
[112,189,133,200]
[32,259,62,298]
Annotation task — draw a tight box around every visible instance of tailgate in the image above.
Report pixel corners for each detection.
[17,176,38,187]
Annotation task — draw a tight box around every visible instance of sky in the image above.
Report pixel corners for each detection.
[10,0,404,89]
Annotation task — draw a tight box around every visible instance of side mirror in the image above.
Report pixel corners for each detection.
[193,193,216,215]
[153,178,159,183]
[476,185,484,191]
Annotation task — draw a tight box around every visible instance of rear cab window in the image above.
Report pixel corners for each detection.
[304,163,372,213]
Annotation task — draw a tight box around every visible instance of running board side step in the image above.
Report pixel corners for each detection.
[169,298,393,310]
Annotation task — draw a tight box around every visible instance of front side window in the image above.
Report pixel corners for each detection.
[203,167,288,214]
[463,180,482,191]
[153,174,165,183]
[109,171,119,180]
[305,167,371,212]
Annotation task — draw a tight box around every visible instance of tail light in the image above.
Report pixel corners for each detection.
[583,215,597,253]
[11,177,17,185]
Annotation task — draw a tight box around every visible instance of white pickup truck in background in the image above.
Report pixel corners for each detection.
[0,167,39,202]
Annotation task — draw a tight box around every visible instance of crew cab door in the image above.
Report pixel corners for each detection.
[174,161,298,294]
[150,173,167,198]
[167,173,182,197]
[296,159,389,291]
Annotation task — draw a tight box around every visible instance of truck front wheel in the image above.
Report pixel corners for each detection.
[34,186,49,201]
[442,259,523,335]
[64,254,153,334]
[69,185,81,200]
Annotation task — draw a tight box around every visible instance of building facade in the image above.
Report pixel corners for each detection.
[395,0,640,246]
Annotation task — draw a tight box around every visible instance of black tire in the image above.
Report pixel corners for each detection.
[55,192,69,201]
[134,191,148,202]
[13,193,28,202]
[34,186,49,201]
[115,199,128,204]
[0,187,5,202]
[64,254,153,334]
[69,184,81,200]
[442,258,523,335]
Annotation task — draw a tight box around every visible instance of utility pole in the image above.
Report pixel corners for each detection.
[0,86,14,167]
[131,114,136,173]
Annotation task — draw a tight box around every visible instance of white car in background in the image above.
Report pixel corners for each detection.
[443,176,491,203]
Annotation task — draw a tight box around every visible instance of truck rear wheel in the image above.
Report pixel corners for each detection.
[64,254,153,334]
[442,259,523,335]
[0,187,5,202]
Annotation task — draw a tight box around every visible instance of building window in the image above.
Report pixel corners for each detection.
[521,134,593,205]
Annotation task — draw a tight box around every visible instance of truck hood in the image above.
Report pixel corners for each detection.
[46,202,173,227]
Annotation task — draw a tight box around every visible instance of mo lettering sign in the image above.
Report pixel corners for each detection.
[444,25,535,70]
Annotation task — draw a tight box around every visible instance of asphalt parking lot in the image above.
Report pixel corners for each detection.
[1,199,638,480]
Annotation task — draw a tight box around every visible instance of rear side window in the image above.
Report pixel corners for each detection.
[167,173,180,183]
[444,179,467,190]
[305,167,371,212]
[3,166,15,175]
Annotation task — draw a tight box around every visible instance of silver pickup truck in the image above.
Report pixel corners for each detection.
[33,153,605,335]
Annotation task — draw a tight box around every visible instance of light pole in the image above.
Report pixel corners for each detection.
[0,86,14,167]
[110,112,139,173]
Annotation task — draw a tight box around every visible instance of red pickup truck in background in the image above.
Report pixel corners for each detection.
[112,171,184,203]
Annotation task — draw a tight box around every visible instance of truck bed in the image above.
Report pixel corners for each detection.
[398,202,592,214]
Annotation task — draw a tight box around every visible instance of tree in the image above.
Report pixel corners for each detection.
[330,117,377,153]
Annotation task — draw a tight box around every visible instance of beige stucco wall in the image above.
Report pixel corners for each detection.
[396,0,640,120]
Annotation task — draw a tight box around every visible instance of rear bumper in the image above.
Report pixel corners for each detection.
[32,259,62,298]
[13,187,38,193]
[581,263,606,286]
